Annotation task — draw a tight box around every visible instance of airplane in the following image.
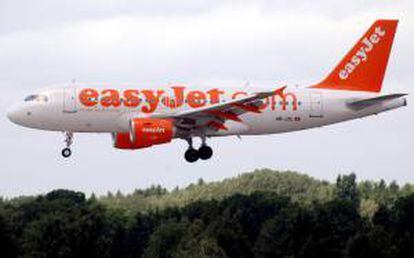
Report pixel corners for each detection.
[7,19,407,163]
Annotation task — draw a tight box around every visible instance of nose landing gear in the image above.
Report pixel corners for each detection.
[61,132,73,158]
[184,137,213,163]
[61,148,72,158]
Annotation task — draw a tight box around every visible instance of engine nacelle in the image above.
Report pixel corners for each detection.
[113,118,174,149]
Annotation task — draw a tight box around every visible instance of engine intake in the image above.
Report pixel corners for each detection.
[113,118,174,149]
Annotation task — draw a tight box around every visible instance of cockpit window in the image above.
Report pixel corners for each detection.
[24,94,48,103]
[24,95,37,101]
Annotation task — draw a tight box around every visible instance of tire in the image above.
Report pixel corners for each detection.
[199,145,213,160]
[184,148,199,163]
[62,148,72,158]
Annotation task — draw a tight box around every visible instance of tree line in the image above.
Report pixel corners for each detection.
[1,170,414,257]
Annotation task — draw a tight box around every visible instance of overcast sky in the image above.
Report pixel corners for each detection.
[1,0,413,197]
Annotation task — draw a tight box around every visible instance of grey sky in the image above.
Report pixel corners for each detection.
[1,0,413,197]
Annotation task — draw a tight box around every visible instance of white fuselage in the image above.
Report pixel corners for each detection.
[7,85,407,138]
[6,20,404,161]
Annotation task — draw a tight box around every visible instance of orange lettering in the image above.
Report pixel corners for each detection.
[101,89,121,107]
[270,92,298,111]
[207,88,224,104]
[282,93,298,111]
[232,91,248,99]
[141,90,164,113]
[162,86,185,108]
[187,90,207,108]
[79,88,98,107]
[123,89,140,108]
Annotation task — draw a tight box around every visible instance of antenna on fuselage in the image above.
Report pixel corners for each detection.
[243,80,250,92]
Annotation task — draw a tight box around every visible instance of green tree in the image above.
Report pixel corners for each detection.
[173,219,227,258]
[300,199,361,257]
[254,206,304,258]
[143,219,188,258]
[19,190,110,258]
[0,213,18,257]
[336,173,360,207]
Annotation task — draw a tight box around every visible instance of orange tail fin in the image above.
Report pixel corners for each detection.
[312,19,398,92]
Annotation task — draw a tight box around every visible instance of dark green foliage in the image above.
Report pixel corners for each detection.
[336,173,360,207]
[254,205,304,257]
[1,170,414,257]
[143,218,189,258]
[0,213,18,257]
[18,190,109,258]
[255,198,362,258]
[302,199,362,257]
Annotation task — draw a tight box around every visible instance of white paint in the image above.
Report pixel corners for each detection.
[6,85,407,138]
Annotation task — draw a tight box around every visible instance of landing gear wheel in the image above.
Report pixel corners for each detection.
[61,132,74,158]
[199,145,213,160]
[61,148,72,158]
[185,148,199,163]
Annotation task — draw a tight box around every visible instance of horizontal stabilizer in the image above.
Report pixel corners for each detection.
[347,93,407,110]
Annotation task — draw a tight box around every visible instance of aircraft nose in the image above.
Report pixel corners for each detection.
[7,105,24,125]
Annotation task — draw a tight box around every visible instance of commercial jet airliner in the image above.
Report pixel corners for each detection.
[7,20,407,162]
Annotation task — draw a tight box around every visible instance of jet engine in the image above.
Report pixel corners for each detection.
[113,118,174,149]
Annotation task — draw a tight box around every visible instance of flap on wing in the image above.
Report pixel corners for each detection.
[347,93,407,110]
[161,86,286,132]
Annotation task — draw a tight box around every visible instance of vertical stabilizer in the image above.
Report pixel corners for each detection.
[312,20,398,92]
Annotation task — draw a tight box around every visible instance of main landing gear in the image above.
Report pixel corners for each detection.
[61,132,73,158]
[184,137,213,163]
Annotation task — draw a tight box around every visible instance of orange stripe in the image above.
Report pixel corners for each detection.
[231,103,261,113]
[207,121,228,131]
[204,110,242,122]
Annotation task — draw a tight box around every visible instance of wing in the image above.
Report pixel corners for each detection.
[156,86,286,135]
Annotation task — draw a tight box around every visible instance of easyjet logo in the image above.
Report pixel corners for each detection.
[142,127,165,133]
[78,87,298,113]
[339,26,386,80]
